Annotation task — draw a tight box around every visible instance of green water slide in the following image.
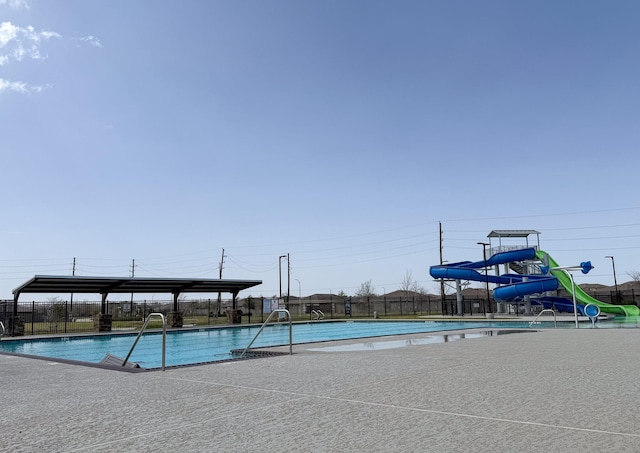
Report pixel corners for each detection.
[536,250,640,317]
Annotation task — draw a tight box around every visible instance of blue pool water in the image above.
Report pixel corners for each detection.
[0,320,566,369]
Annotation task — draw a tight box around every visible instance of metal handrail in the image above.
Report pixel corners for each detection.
[239,309,292,359]
[529,309,557,328]
[311,309,325,321]
[0,321,5,337]
[122,313,167,371]
[317,310,324,320]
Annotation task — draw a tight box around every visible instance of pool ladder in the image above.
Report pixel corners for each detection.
[529,309,557,328]
[122,313,167,371]
[311,309,324,321]
[239,309,292,359]
[0,321,5,338]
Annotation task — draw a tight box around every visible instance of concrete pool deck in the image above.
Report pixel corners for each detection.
[2,326,640,452]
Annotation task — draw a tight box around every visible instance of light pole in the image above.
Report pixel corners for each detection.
[286,253,290,309]
[295,278,302,315]
[295,278,301,299]
[278,255,286,300]
[605,256,619,304]
[551,262,594,328]
[477,242,491,314]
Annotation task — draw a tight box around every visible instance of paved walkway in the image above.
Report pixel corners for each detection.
[2,326,640,452]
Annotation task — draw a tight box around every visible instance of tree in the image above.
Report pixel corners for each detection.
[355,280,376,297]
[46,297,66,332]
[400,270,426,295]
[628,271,640,281]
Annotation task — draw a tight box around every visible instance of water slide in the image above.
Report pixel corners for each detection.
[430,247,639,317]
[536,250,640,317]
[430,247,558,295]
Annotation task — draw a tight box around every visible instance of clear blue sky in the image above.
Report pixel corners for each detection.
[2,0,639,301]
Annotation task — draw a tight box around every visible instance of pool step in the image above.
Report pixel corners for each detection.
[100,353,140,368]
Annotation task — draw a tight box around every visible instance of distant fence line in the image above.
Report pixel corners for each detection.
[1,295,442,335]
[1,288,638,336]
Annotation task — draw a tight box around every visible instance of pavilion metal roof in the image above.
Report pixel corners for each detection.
[13,275,262,297]
[487,230,541,238]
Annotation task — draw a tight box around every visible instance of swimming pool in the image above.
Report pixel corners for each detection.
[0,320,565,369]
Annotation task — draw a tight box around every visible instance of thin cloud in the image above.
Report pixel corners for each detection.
[79,35,102,48]
[0,3,97,96]
[0,22,61,65]
[0,0,30,9]
[0,78,50,94]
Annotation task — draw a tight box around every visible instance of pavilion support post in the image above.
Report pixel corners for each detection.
[169,292,183,328]
[226,291,241,324]
[10,294,24,337]
[94,293,112,332]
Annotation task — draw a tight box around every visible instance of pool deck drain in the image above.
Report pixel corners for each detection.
[2,327,640,452]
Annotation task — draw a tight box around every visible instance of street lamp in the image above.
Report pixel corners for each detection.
[477,242,491,314]
[278,255,287,300]
[286,253,290,309]
[605,256,619,304]
[295,278,302,314]
[550,262,594,328]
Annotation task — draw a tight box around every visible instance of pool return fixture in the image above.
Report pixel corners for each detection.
[239,309,292,359]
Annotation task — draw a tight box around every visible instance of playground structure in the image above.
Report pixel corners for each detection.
[429,230,640,317]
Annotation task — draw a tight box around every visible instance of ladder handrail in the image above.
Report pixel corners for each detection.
[239,309,292,359]
[122,313,166,370]
[0,321,5,337]
[529,309,557,328]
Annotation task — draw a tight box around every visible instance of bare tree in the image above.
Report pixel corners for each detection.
[628,271,640,281]
[400,270,425,294]
[356,280,376,297]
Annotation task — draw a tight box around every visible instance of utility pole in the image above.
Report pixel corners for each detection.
[217,248,225,316]
[70,257,76,312]
[477,242,491,314]
[439,222,446,315]
[279,255,285,299]
[130,259,136,316]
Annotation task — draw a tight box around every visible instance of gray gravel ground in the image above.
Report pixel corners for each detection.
[2,327,640,452]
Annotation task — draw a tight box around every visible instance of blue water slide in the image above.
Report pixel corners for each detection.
[534,296,586,316]
[429,266,513,284]
[429,247,559,302]
[429,247,537,281]
[492,276,558,301]
[484,247,537,268]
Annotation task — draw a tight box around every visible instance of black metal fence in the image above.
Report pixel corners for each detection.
[1,288,638,336]
[1,295,442,336]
